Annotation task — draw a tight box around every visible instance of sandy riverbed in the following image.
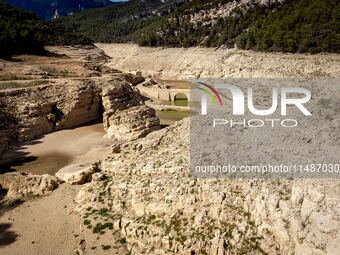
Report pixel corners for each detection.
[0,123,111,175]
[0,183,81,255]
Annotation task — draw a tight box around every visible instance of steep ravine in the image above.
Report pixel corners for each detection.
[0,69,160,255]
[0,73,159,192]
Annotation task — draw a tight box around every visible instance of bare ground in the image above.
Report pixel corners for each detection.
[0,184,80,255]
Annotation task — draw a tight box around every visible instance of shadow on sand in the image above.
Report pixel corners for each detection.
[0,223,18,247]
[0,199,24,247]
[0,143,40,174]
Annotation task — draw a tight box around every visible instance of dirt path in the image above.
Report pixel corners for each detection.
[0,183,81,255]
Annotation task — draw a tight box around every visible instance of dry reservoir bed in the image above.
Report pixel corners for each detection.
[0,123,110,175]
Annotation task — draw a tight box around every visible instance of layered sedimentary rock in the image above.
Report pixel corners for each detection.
[75,119,339,255]
[105,105,160,142]
[97,43,340,79]
[0,75,159,158]
[0,80,101,143]
[101,82,144,129]
[102,82,159,142]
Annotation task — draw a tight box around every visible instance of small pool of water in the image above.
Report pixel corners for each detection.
[156,110,193,125]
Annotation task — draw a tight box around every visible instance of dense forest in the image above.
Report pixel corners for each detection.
[58,0,181,43]
[6,0,113,20]
[0,1,92,58]
[236,0,339,53]
[58,0,339,53]
[0,1,48,57]
[0,0,339,57]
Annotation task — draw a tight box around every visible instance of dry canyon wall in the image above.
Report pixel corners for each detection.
[0,75,158,159]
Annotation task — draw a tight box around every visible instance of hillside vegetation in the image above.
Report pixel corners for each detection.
[0,1,47,57]
[0,1,92,58]
[236,0,339,53]
[58,0,339,53]
[58,0,181,43]
[6,0,112,20]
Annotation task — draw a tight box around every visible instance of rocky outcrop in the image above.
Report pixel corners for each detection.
[102,82,159,142]
[56,162,101,185]
[101,82,144,129]
[105,105,160,142]
[0,172,60,198]
[0,80,102,143]
[74,119,339,255]
[0,72,159,162]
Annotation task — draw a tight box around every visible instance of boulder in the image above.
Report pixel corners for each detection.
[101,82,144,129]
[105,105,160,142]
[0,172,60,198]
[56,162,101,185]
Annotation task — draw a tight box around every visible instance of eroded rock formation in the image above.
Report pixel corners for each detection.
[0,80,101,143]
[0,172,60,198]
[74,119,339,255]
[0,77,160,158]
[97,43,340,79]
[102,83,160,142]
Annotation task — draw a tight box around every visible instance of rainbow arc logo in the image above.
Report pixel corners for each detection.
[194,81,223,107]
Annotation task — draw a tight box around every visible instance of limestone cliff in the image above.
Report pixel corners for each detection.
[74,119,339,255]
[0,76,159,159]
[0,80,102,145]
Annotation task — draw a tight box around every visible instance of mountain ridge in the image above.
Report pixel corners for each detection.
[57,0,339,53]
[5,0,113,20]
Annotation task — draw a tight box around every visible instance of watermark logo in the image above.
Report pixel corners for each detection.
[195,82,223,112]
[196,82,311,116]
[192,81,312,128]
[190,78,340,179]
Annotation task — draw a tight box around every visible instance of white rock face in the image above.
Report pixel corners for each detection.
[105,105,160,142]
[97,43,340,79]
[74,119,340,255]
[0,172,60,198]
[0,81,102,144]
[56,162,100,185]
[101,82,160,142]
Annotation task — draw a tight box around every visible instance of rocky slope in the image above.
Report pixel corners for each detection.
[97,43,340,79]
[73,119,339,255]
[1,44,339,255]
[0,77,159,160]
[0,45,160,201]
[0,45,158,158]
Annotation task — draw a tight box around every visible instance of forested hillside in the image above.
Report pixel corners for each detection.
[236,0,339,53]
[58,0,184,43]
[5,0,112,20]
[58,0,339,53]
[0,1,92,58]
[1,0,338,56]
[0,1,47,57]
